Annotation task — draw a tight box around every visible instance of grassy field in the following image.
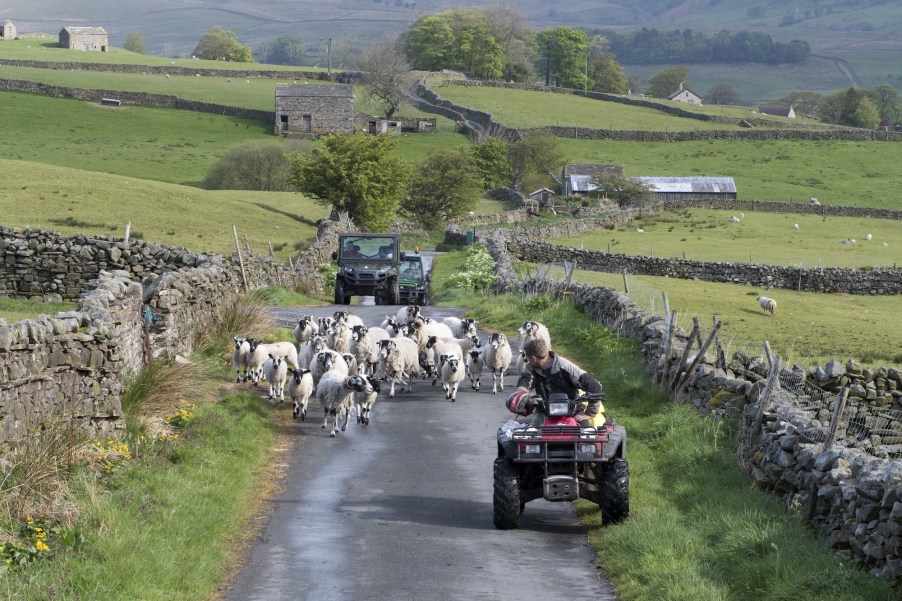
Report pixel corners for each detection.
[0,296,76,322]
[553,208,902,268]
[0,160,322,261]
[555,138,902,208]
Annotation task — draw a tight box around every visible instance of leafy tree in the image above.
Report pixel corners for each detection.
[778,90,822,116]
[535,26,589,88]
[202,141,296,191]
[507,133,564,191]
[288,133,411,231]
[452,20,505,79]
[590,173,654,208]
[193,26,253,62]
[590,53,628,94]
[267,36,306,66]
[480,4,534,81]
[358,36,410,118]
[403,148,483,229]
[705,83,742,106]
[123,31,149,55]
[470,138,511,189]
[819,87,880,129]
[405,16,454,71]
[647,66,690,98]
[867,84,902,123]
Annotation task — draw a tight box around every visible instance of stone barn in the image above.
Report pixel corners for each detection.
[0,20,16,40]
[562,163,624,197]
[274,84,355,136]
[59,26,108,51]
[632,176,737,202]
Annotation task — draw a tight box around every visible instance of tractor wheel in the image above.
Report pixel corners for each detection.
[334,280,349,305]
[389,278,401,305]
[598,457,630,525]
[420,293,429,306]
[493,457,522,530]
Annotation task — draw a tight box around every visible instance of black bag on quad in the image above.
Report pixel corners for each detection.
[493,393,629,530]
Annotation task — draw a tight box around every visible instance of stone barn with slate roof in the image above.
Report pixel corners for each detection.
[59,26,108,51]
[631,176,737,202]
[274,84,356,136]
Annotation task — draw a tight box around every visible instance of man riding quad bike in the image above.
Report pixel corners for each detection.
[493,338,629,529]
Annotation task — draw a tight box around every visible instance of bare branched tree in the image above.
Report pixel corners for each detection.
[357,36,411,119]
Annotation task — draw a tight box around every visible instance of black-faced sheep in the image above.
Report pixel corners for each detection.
[351,325,389,376]
[353,374,381,425]
[288,368,314,421]
[311,349,349,387]
[298,335,329,372]
[466,348,485,391]
[293,315,319,345]
[518,320,551,350]
[316,371,367,437]
[441,316,478,338]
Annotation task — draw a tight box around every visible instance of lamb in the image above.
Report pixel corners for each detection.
[287,368,314,421]
[316,371,367,437]
[378,337,420,397]
[263,354,288,402]
[353,374,381,425]
[233,337,251,383]
[311,349,349,387]
[466,348,486,390]
[440,354,466,402]
[350,325,389,376]
[485,332,513,394]
[518,320,552,350]
[441,316,478,338]
[757,295,777,316]
[293,315,319,345]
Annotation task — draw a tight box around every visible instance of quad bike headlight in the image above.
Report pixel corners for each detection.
[578,443,599,455]
[524,444,541,455]
[547,401,569,416]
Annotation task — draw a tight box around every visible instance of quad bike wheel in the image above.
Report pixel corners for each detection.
[598,457,630,525]
[334,280,349,305]
[493,457,521,530]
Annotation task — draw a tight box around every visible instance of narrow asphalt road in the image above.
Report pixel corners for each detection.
[221,302,618,601]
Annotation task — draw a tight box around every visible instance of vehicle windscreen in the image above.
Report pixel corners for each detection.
[340,237,395,260]
[400,259,423,280]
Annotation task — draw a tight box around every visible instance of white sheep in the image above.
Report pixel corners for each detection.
[485,332,513,394]
[293,315,319,345]
[516,348,527,374]
[518,320,552,350]
[248,341,299,383]
[232,336,250,383]
[866,234,872,241]
[333,310,364,329]
[757,295,777,316]
[809,197,820,205]
[353,374,381,425]
[327,321,353,354]
[350,325,389,376]
[441,316,478,338]
[298,335,329,371]
[316,371,366,437]
[730,216,740,222]
[263,354,288,402]
[379,315,404,337]
[378,337,420,397]
[793,224,799,230]
[311,349,349,387]
[636,227,644,233]
[466,348,486,391]
[395,305,422,326]
[739,213,745,220]
[440,354,466,402]
[288,368,314,421]
[342,352,360,376]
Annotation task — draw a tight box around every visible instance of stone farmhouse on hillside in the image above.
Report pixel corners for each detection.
[59,26,108,51]
[274,84,355,136]
[0,20,16,40]
[758,104,796,118]
[633,176,737,202]
[562,163,624,196]
[668,83,702,105]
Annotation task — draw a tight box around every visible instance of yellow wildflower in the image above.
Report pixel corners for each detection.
[35,540,49,552]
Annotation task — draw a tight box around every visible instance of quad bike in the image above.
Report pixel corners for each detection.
[493,392,629,529]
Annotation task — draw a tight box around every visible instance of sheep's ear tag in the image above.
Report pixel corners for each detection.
[348,377,357,386]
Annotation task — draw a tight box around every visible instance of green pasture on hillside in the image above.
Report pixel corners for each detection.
[556,138,902,209]
[0,160,321,260]
[520,262,902,369]
[433,84,747,130]
[554,208,902,268]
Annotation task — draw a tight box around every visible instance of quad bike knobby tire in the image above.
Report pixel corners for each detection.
[389,277,400,305]
[598,457,630,525]
[334,280,349,305]
[493,457,521,530]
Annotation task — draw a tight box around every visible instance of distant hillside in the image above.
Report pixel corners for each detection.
[2,0,900,99]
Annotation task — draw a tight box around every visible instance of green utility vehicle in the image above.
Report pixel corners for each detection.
[399,251,429,306]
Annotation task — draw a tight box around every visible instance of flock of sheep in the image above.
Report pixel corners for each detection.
[231,307,552,438]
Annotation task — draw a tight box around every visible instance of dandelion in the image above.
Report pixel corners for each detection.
[35,541,49,553]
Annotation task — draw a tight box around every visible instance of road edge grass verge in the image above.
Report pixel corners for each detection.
[431,247,898,601]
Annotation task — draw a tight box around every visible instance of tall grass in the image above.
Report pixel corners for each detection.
[431,249,898,601]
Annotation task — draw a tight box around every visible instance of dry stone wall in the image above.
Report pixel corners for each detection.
[0,225,328,449]
[481,227,902,582]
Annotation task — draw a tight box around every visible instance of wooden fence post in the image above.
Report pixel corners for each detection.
[124,221,131,244]
[673,318,722,398]
[622,269,629,294]
[669,319,700,391]
[806,387,849,521]
[233,225,249,294]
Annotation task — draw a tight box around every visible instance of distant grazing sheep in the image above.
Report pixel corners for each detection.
[636,228,644,233]
[809,198,820,205]
[866,234,872,241]
[793,224,799,230]
[757,295,777,316]
[730,216,740,223]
